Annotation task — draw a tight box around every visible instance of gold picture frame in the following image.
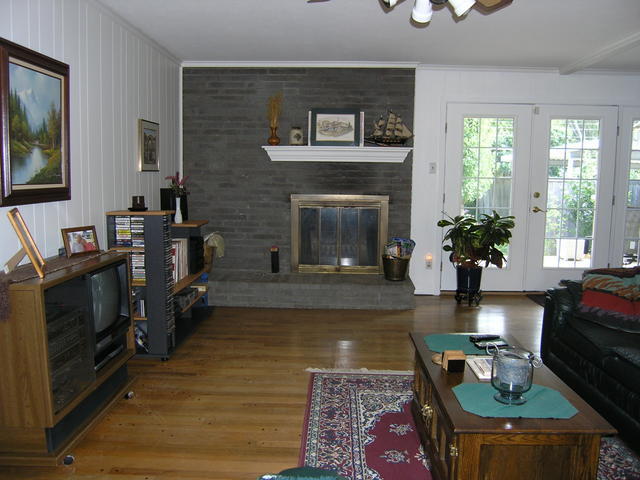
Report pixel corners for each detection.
[6,207,46,278]
[61,225,100,257]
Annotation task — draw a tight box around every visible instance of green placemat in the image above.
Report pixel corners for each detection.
[424,333,503,355]
[452,383,578,419]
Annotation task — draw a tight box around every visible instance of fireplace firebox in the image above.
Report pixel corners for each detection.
[291,194,389,274]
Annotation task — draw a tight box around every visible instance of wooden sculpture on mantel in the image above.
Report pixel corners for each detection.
[267,92,283,145]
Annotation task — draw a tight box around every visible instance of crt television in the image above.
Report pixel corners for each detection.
[85,259,131,371]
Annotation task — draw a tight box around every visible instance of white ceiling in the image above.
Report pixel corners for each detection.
[97,0,640,73]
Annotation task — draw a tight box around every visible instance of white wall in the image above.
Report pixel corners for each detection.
[0,0,180,268]
[410,67,640,295]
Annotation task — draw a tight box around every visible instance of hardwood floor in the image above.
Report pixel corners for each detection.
[0,295,544,480]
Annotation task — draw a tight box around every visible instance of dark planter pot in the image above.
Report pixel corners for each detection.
[455,265,483,306]
[160,188,188,222]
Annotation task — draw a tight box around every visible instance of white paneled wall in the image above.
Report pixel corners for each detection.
[0,0,180,267]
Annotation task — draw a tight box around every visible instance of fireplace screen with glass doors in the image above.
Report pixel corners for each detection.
[291,194,389,273]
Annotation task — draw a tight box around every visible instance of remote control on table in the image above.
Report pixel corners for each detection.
[469,334,501,343]
[474,340,509,349]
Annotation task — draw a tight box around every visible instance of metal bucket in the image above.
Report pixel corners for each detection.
[382,255,409,281]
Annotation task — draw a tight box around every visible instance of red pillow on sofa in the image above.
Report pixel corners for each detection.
[578,267,640,333]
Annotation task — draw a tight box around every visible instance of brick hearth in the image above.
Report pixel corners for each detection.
[207,270,415,310]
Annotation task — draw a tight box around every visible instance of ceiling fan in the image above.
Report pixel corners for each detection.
[307,0,513,22]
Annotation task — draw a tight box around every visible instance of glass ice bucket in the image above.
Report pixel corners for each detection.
[487,344,543,405]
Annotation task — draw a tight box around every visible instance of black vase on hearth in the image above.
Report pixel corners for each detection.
[160,188,188,222]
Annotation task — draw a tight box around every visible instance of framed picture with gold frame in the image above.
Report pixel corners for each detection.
[6,207,46,278]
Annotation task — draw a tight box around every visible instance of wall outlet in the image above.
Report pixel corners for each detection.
[428,162,437,174]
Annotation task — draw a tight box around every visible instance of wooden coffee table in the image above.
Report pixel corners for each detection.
[409,332,615,480]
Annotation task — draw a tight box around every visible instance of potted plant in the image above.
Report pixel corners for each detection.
[437,210,515,305]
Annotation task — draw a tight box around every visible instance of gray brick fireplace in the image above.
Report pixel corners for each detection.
[182,67,415,309]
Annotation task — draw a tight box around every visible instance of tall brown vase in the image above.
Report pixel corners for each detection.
[268,126,280,145]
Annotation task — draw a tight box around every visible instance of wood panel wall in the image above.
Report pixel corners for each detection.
[0,0,180,267]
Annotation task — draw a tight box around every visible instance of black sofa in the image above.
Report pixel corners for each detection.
[541,281,640,452]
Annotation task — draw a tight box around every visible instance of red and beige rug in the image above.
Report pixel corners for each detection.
[300,370,431,480]
[299,370,640,480]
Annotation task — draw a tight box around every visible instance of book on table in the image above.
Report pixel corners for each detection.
[466,356,493,381]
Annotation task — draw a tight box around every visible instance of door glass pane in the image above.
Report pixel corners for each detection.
[623,119,640,266]
[544,118,599,268]
[461,116,515,263]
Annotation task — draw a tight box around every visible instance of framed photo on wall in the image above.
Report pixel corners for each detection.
[138,119,159,172]
[309,108,361,146]
[61,225,100,257]
[0,38,71,206]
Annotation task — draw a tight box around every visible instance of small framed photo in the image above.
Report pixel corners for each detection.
[309,108,361,146]
[138,119,159,172]
[61,225,100,257]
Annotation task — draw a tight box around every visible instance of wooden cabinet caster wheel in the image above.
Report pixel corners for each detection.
[124,391,135,400]
[63,454,75,465]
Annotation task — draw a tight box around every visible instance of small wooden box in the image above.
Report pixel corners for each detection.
[442,350,466,372]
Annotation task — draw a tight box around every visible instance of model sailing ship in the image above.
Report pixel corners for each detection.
[365,111,413,145]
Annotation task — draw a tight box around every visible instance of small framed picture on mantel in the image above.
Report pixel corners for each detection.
[309,108,361,147]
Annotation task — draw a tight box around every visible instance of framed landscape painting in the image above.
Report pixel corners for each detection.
[0,38,70,206]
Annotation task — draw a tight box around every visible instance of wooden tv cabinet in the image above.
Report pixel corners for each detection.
[0,252,135,466]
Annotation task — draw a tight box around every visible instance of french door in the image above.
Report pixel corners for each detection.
[442,103,618,292]
[611,107,640,268]
[525,105,618,290]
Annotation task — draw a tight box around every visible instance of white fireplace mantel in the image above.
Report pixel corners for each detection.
[262,145,412,163]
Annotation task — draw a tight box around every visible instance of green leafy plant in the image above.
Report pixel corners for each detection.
[437,210,515,268]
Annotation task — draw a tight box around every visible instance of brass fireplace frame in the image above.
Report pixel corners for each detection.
[291,194,389,274]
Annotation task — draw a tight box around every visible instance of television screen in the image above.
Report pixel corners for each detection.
[87,260,130,366]
[89,267,121,335]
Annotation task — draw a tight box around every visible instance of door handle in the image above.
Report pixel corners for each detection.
[532,206,546,213]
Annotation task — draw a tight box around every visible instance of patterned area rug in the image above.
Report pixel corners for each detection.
[300,371,430,480]
[300,371,640,480]
[599,437,640,480]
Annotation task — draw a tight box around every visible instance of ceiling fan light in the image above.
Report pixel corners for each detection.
[412,0,433,23]
[449,0,476,16]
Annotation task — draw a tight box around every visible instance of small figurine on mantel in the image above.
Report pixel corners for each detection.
[365,110,413,146]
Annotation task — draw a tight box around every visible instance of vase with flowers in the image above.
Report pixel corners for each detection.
[162,171,189,223]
